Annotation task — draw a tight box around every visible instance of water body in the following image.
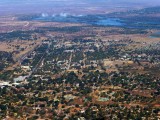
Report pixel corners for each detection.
[96,18,122,26]
[149,32,160,38]
[33,14,123,26]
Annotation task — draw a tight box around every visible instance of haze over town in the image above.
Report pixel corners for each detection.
[0,0,160,119]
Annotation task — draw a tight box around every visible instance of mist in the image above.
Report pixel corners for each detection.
[0,0,160,15]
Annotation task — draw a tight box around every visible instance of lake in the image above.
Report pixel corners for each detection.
[149,32,160,38]
[33,14,123,26]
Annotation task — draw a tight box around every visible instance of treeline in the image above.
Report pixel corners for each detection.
[0,31,34,41]
[39,26,82,33]
[0,51,14,71]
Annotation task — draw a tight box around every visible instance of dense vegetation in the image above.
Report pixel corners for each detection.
[0,51,14,71]
[0,31,34,41]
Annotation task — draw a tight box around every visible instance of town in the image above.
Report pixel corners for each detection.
[0,30,160,119]
[0,4,160,120]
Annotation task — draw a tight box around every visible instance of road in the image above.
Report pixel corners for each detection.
[27,42,51,78]
[68,52,73,69]
[18,44,41,63]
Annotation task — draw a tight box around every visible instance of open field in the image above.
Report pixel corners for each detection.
[0,16,85,33]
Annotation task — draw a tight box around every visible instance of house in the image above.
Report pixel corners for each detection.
[0,81,11,87]
[21,66,31,71]
[13,76,27,83]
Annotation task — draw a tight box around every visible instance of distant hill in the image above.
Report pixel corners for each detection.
[108,6,160,16]
[0,0,160,15]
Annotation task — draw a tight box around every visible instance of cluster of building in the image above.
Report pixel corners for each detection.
[0,37,160,119]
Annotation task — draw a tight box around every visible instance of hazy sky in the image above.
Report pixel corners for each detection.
[0,0,160,15]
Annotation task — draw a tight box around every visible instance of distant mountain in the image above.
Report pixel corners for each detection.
[108,6,160,16]
[0,0,160,15]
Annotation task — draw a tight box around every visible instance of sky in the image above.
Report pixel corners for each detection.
[0,0,160,15]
